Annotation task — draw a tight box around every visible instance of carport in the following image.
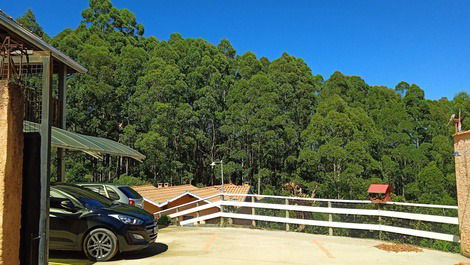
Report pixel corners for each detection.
[0,10,144,265]
[23,121,145,161]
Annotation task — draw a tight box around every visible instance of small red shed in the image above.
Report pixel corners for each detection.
[368,184,392,203]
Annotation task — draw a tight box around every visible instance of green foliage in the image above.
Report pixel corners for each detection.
[23,0,469,209]
[18,2,469,253]
[112,174,149,186]
[16,9,50,40]
[157,215,171,226]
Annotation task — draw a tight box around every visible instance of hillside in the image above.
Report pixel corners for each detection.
[17,1,470,205]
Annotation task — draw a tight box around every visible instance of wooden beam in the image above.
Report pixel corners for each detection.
[56,63,66,182]
[38,52,52,265]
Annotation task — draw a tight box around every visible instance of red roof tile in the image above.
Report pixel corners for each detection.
[368,184,390,194]
[132,183,251,206]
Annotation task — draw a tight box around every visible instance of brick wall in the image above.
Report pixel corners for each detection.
[0,80,24,265]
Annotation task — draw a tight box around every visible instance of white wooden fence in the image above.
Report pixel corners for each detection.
[153,193,460,243]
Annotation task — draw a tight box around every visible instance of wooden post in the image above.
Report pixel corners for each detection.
[285,198,289,231]
[378,204,383,240]
[220,194,225,227]
[56,64,66,182]
[38,53,53,265]
[174,207,179,226]
[196,202,200,226]
[251,196,256,227]
[328,201,333,236]
[0,80,24,265]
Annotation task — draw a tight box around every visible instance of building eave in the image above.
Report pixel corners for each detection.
[0,10,87,74]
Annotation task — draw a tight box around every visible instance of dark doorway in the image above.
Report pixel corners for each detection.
[20,133,41,265]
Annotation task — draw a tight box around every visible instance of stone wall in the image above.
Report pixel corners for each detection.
[0,80,24,265]
[454,130,470,257]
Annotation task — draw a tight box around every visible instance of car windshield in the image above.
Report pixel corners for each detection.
[53,184,114,209]
[118,186,142,199]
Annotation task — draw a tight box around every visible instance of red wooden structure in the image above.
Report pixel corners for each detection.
[368,184,392,202]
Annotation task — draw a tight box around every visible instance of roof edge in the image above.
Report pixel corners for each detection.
[0,10,87,73]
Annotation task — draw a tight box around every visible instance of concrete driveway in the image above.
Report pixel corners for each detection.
[49,226,470,265]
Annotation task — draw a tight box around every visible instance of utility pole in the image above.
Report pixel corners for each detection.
[210,160,224,193]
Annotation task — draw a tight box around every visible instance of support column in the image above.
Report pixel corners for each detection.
[0,80,24,265]
[454,130,470,257]
[38,54,52,265]
[56,64,66,182]
[196,202,200,226]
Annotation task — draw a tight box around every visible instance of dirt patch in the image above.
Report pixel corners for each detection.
[374,243,423,253]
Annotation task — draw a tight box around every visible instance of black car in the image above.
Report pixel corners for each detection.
[49,183,158,261]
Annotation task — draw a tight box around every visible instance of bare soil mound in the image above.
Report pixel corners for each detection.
[374,243,423,253]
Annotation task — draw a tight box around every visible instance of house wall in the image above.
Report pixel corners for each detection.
[143,200,161,214]
[144,194,220,224]
[454,130,470,257]
[144,194,254,226]
[231,196,253,226]
[0,81,23,265]
[167,195,219,222]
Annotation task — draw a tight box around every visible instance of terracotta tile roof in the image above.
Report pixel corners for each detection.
[131,183,251,206]
[191,186,222,202]
[131,184,197,205]
[220,184,251,202]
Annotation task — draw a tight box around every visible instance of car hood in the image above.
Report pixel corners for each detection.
[97,204,154,223]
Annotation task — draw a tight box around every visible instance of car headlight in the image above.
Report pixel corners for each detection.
[109,214,144,225]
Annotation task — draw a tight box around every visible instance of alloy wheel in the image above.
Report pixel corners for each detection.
[86,231,114,259]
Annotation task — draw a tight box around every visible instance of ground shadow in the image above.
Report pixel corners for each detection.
[49,250,94,265]
[115,242,168,260]
[48,242,168,263]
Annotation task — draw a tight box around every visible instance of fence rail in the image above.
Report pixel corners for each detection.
[154,193,459,243]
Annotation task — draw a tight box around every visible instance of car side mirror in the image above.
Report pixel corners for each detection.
[60,199,77,212]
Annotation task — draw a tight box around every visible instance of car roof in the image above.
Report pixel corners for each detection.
[76,183,127,188]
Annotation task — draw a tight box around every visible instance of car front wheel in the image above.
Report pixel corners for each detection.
[83,228,119,261]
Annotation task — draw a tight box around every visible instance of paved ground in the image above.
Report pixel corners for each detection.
[49,226,470,265]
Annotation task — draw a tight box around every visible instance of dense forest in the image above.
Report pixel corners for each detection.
[17,1,469,205]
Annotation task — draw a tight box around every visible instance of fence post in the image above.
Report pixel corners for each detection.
[174,206,180,226]
[196,202,200,226]
[252,196,256,227]
[220,194,225,227]
[286,198,290,231]
[378,203,383,240]
[328,201,333,236]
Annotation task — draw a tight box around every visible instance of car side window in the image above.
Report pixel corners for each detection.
[50,190,67,209]
[106,187,120,201]
[86,185,108,198]
[50,189,82,212]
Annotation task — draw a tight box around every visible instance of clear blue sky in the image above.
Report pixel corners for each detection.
[4,0,469,100]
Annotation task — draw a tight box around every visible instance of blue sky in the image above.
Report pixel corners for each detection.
[4,0,469,100]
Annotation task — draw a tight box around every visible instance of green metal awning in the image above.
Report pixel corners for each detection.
[24,121,145,161]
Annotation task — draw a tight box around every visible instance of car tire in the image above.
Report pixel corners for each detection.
[83,228,119,261]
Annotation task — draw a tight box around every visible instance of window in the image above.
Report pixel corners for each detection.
[117,187,142,199]
[182,216,194,221]
[50,188,82,211]
[85,185,107,197]
[106,187,121,201]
